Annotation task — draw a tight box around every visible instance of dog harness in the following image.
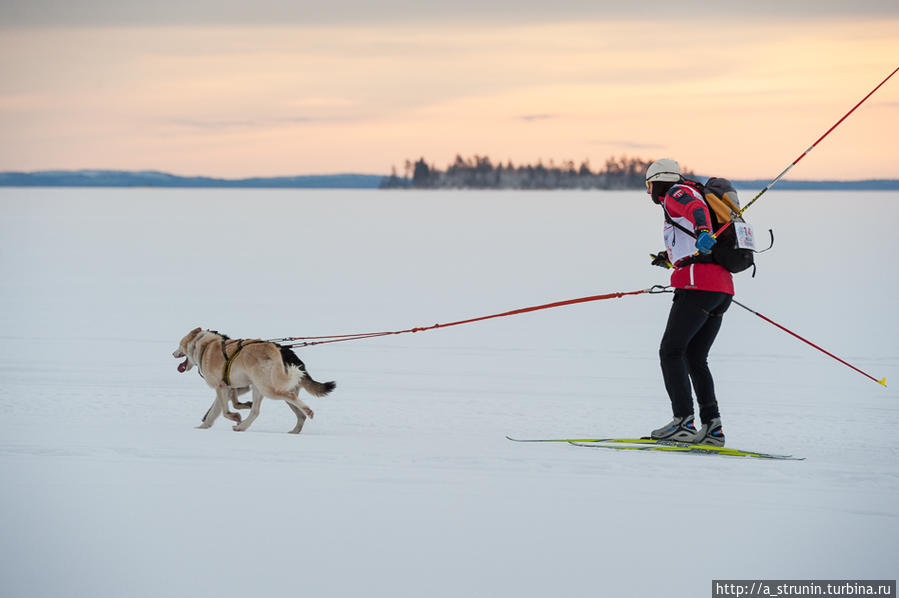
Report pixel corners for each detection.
[220,338,265,386]
[196,339,212,379]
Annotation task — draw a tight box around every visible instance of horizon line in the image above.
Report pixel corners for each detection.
[2,168,898,184]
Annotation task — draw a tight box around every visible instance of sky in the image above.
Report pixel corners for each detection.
[1,1,897,179]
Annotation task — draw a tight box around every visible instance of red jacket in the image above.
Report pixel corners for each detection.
[661,182,734,295]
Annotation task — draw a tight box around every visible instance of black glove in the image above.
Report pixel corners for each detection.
[650,251,672,269]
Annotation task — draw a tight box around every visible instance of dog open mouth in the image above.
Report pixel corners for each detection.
[173,349,192,373]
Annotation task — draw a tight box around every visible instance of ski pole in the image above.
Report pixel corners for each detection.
[714,65,899,239]
[731,298,887,387]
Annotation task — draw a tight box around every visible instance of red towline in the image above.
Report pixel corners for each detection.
[268,286,886,387]
[273,286,669,347]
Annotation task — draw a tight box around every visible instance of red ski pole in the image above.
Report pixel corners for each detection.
[732,299,887,387]
[714,65,899,239]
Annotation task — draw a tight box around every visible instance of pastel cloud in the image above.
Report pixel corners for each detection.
[0,19,896,178]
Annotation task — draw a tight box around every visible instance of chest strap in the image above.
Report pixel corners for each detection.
[196,338,212,379]
[221,339,265,386]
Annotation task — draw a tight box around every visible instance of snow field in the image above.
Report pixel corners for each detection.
[1,188,896,597]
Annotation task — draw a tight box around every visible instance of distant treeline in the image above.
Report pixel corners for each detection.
[379,155,692,190]
[0,170,383,189]
[3,168,896,190]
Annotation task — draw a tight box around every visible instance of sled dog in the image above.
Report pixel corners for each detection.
[173,327,336,433]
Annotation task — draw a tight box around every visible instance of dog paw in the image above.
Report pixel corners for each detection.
[303,407,314,419]
[224,412,242,423]
[232,425,245,431]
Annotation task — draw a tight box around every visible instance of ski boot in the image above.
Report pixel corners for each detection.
[696,417,725,447]
[650,414,698,443]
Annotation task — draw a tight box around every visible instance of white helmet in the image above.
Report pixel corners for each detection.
[645,158,681,183]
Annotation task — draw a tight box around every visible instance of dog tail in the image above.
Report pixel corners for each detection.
[277,344,336,398]
[302,377,337,398]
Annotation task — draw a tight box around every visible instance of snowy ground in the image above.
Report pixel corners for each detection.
[1,188,897,597]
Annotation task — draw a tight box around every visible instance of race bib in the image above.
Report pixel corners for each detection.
[663,223,675,255]
[734,221,756,250]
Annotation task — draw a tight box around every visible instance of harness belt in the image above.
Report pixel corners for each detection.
[196,338,212,379]
[220,339,265,386]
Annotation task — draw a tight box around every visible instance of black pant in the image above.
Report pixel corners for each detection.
[659,289,732,423]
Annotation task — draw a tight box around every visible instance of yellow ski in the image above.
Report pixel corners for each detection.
[568,440,803,460]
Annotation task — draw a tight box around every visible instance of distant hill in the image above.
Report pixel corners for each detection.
[727,179,899,191]
[0,170,384,188]
[0,169,897,190]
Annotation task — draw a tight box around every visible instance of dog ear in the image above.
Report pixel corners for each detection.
[183,327,202,345]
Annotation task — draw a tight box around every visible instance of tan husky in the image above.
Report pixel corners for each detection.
[173,327,336,433]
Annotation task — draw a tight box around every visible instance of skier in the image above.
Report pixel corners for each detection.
[645,158,731,446]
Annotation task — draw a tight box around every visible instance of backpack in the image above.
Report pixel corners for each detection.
[666,177,768,275]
